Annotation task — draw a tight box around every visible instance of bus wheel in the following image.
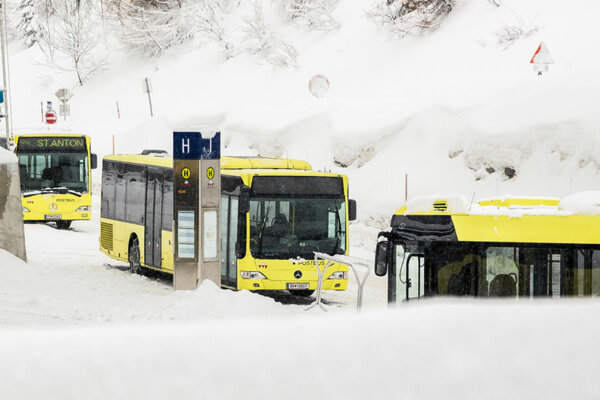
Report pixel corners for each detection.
[129,238,142,274]
[56,221,72,230]
[290,290,315,297]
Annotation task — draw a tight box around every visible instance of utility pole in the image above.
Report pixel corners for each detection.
[0,0,13,143]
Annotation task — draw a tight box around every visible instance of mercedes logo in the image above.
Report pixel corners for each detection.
[49,203,58,212]
[294,270,302,279]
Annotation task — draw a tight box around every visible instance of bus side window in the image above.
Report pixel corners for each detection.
[101,161,116,219]
[125,165,146,225]
[115,165,126,221]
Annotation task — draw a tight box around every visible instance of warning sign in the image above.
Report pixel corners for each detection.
[530,42,554,64]
[206,167,215,180]
[530,41,554,75]
[182,168,191,179]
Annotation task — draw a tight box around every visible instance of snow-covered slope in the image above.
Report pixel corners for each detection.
[7,0,600,227]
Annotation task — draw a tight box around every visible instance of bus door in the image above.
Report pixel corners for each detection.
[220,194,239,288]
[397,248,425,302]
[145,168,163,268]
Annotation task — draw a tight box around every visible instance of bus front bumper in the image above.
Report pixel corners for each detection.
[237,278,348,291]
[23,211,92,222]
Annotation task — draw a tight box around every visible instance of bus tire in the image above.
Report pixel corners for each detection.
[129,237,142,274]
[56,221,72,230]
[290,290,314,297]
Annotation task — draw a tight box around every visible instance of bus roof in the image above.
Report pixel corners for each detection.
[393,195,562,216]
[390,193,600,245]
[103,154,313,171]
[14,133,87,139]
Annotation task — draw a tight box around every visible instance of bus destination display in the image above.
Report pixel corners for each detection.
[17,136,87,152]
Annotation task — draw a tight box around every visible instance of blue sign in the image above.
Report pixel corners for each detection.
[0,90,4,104]
[173,131,221,160]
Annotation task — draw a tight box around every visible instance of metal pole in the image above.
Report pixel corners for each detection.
[0,0,13,142]
[145,78,154,117]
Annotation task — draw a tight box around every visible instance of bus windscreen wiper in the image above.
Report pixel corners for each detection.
[42,186,81,197]
[257,207,270,258]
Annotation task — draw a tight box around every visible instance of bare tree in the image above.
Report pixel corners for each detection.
[243,1,297,67]
[45,0,107,85]
[368,0,456,37]
[105,0,233,58]
[193,0,234,58]
[494,16,539,49]
[16,0,39,47]
[279,0,340,30]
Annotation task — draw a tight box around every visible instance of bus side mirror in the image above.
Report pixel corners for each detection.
[349,199,357,221]
[239,185,250,214]
[91,153,98,169]
[374,240,390,276]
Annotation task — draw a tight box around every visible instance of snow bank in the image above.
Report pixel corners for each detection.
[2,300,600,399]
[0,249,26,268]
[0,146,16,164]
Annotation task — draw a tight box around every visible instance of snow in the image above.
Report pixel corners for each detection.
[2,0,600,396]
[0,147,16,163]
[559,191,600,215]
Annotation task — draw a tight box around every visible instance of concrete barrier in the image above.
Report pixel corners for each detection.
[0,147,27,262]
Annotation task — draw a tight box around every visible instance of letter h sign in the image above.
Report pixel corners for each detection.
[173,132,201,160]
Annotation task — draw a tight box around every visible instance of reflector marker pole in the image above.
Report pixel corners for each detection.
[311,252,372,312]
[306,254,331,312]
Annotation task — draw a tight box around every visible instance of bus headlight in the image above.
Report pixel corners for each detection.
[22,206,30,213]
[76,206,90,212]
[240,271,267,280]
[328,271,347,280]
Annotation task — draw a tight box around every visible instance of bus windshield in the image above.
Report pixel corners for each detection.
[18,152,89,195]
[249,197,346,259]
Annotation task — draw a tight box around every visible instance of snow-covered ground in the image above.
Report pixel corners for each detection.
[3,0,600,397]
[0,198,386,329]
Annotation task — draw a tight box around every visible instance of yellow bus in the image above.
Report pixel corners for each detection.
[15,134,97,229]
[100,152,357,295]
[374,195,600,302]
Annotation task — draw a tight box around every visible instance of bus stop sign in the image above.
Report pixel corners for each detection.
[173,131,221,290]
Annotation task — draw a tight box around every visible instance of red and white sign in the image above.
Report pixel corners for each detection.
[45,110,57,124]
[530,42,554,65]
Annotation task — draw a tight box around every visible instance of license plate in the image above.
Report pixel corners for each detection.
[287,283,309,290]
[45,214,62,220]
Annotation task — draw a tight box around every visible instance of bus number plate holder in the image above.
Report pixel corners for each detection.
[45,215,62,220]
[287,283,309,290]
